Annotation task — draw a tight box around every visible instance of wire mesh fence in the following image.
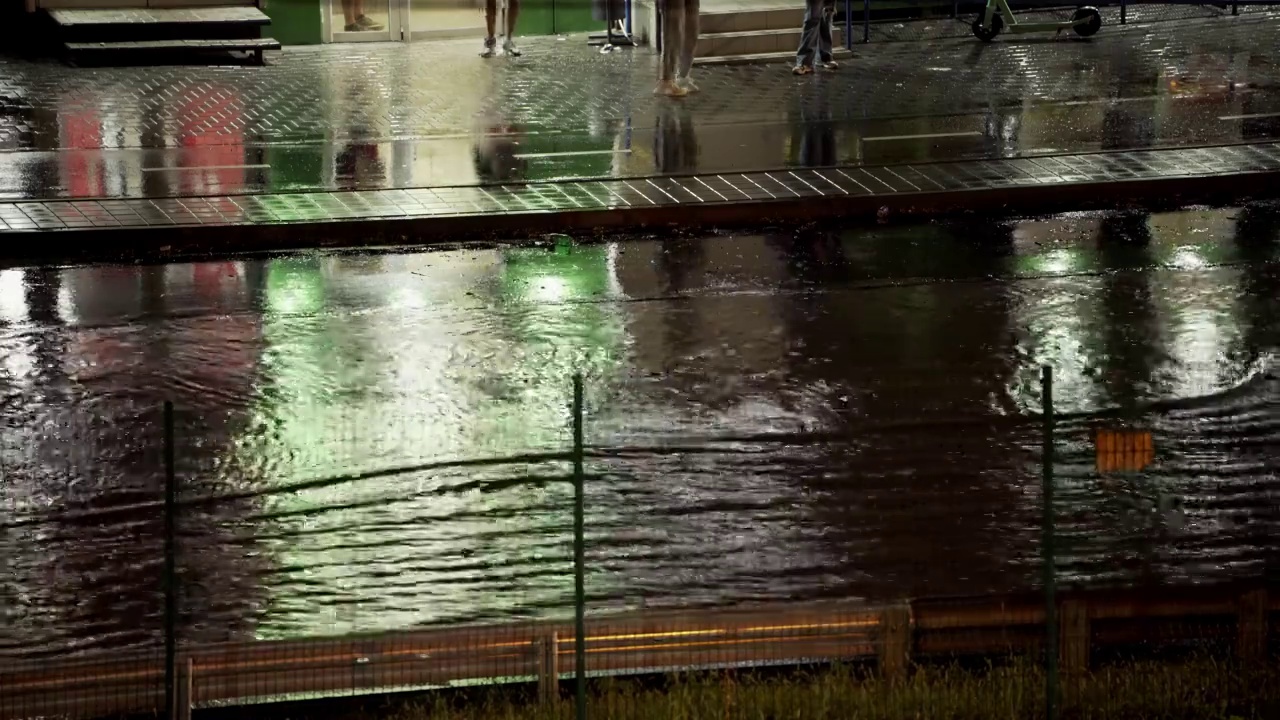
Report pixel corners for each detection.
[1,361,1277,720]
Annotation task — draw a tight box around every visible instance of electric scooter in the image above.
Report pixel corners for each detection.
[971,0,1102,41]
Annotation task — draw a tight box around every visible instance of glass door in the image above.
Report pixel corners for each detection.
[329,0,401,41]
[400,0,622,43]
[406,0,485,42]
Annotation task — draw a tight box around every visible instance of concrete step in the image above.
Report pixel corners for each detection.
[49,6,270,27]
[65,36,279,64]
[66,37,279,51]
[696,27,847,57]
[693,46,852,66]
[48,6,269,42]
[700,4,805,34]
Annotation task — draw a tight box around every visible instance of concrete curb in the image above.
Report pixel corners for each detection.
[2,146,1278,266]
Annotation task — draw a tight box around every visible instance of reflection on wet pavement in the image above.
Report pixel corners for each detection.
[0,206,1276,655]
[3,14,1280,200]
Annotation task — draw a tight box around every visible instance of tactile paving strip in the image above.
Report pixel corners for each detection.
[0,143,1277,233]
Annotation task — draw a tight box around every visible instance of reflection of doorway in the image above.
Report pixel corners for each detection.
[326,0,490,41]
[323,0,606,42]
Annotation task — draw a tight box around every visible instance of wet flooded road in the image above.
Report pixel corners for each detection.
[0,208,1277,657]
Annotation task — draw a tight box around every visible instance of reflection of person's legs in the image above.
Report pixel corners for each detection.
[676,0,699,91]
[341,0,382,31]
[655,103,697,174]
[676,106,698,171]
[655,0,686,96]
[482,0,522,57]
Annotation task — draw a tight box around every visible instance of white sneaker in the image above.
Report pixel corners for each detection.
[503,38,521,56]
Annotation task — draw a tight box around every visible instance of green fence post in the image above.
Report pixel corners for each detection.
[572,374,587,720]
[163,401,178,720]
[1041,367,1058,720]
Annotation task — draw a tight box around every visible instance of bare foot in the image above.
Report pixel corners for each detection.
[654,80,689,97]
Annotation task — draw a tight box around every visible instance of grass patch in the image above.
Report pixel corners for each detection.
[337,658,1279,720]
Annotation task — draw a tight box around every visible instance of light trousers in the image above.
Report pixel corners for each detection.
[795,0,835,67]
[661,0,700,81]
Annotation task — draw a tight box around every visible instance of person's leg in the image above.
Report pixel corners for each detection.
[818,1,836,67]
[664,0,682,82]
[675,0,699,89]
[793,0,821,72]
[503,0,522,55]
[482,0,498,56]
[656,0,687,95]
[344,0,383,31]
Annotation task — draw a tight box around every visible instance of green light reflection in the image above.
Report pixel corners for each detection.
[235,247,628,639]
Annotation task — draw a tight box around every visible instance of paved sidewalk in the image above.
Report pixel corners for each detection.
[1,9,1278,197]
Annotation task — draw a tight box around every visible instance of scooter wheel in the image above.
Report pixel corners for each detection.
[1071,6,1102,37]
[972,14,1003,41]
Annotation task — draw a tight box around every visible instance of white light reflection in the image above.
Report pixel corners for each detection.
[0,269,28,323]
[1010,211,1252,414]
[1170,245,1208,270]
[56,281,76,325]
[1149,211,1244,398]
[0,270,34,384]
[526,274,570,303]
[1036,248,1078,275]
[1012,288,1096,413]
[606,242,624,297]
[1153,260,1239,399]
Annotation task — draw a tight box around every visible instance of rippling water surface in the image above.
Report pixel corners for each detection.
[0,207,1278,657]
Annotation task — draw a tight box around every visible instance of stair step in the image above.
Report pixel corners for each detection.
[693,47,852,66]
[63,36,279,65]
[67,37,279,50]
[697,27,846,57]
[700,6,806,33]
[50,6,269,27]
[49,6,269,43]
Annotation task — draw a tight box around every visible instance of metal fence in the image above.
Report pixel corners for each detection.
[839,0,1277,45]
[1,364,1277,720]
[791,0,1280,47]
